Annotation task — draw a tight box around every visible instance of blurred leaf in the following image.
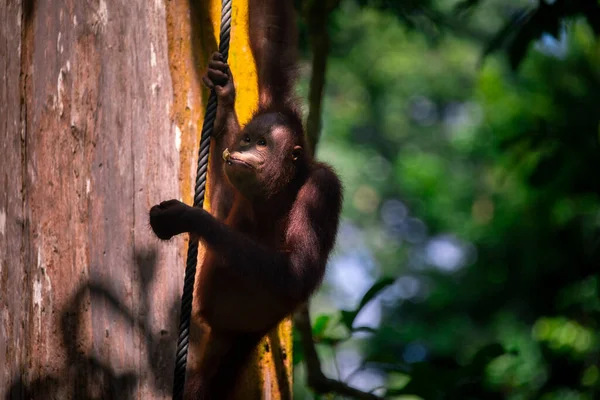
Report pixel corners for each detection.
[340,277,395,329]
[312,314,332,338]
[340,310,356,331]
[507,9,545,70]
[481,8,532,61]
[357,277,395,313]
[386,363,444,398]
[480,2,564,70]
[469,343,506,371]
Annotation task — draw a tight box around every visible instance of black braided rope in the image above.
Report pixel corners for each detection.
[172,1,232,398]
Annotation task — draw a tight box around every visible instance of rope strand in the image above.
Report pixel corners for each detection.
[172,1,233,398]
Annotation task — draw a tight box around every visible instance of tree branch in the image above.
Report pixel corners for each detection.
[294,306,383,400]
[303,0,339,153]
[297,2,382,399]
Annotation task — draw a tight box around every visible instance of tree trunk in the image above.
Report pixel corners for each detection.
[0,0,292,398]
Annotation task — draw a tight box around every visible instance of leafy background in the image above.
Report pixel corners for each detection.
[292,0,600,399]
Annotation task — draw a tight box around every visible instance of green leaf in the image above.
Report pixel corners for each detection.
[386,370,442,398]
[481,8,532,62]
[507,8,548,70]
[340,277,395,329]
[340,310,357,330]
[356,277,396,313]
[312,314,332,338]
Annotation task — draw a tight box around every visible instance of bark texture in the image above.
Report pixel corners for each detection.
[0,0,291,398]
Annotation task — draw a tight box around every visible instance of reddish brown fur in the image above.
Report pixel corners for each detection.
[149,0,342,398]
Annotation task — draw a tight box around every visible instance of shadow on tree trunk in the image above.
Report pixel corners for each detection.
[4,247,191,400]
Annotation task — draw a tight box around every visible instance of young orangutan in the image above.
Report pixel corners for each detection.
[149,0,342,397]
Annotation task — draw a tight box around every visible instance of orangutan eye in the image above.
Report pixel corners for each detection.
[243,134,251,143]
[257,138,267,146]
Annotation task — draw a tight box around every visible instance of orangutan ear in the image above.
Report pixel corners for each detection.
[292,146,303,161]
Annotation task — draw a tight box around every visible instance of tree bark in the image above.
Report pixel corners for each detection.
[0,0,291,398]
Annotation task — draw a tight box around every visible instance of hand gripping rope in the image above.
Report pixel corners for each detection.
[172,1,232,398]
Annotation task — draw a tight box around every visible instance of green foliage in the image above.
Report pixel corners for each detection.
[480,0,600,69]
[294,0,600,398]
